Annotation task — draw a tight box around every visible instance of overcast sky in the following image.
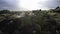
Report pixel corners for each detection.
[0,0,60,11]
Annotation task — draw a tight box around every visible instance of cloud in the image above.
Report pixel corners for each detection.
[0,0,19,10]
[38,0,60,9]
[0,0,60,11]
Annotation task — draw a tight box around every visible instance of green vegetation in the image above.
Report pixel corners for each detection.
[0,6,60,34]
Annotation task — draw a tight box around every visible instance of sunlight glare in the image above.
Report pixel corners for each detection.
[18,0,50,10]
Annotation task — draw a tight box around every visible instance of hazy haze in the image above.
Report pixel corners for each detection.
[0,0,60,11]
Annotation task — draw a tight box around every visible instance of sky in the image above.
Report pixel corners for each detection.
[0,0,60,11]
